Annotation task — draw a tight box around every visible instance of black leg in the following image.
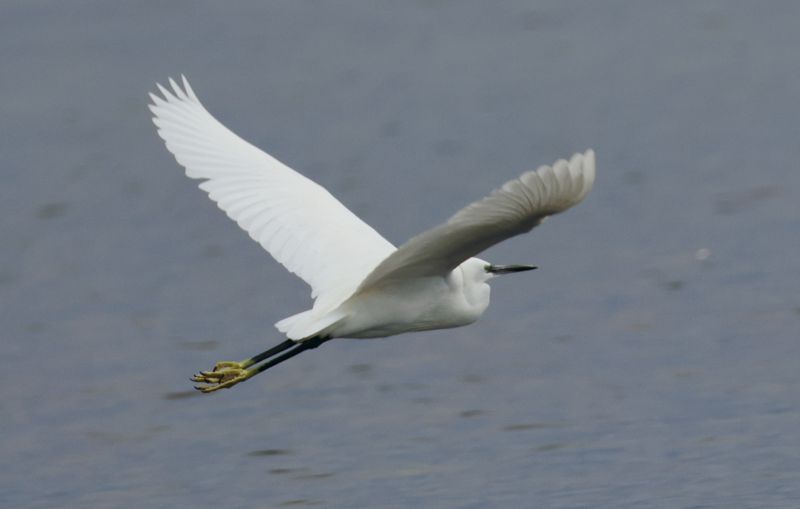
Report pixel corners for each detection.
[245,338,296,367]
[251,336,332,375]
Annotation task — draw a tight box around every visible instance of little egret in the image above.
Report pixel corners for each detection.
[149,77,596,393]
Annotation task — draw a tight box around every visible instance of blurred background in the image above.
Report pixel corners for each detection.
[2,2,799,508]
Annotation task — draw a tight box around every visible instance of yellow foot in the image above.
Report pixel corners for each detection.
[191,360,255,393]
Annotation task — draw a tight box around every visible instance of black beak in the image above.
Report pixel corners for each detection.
[485,264,538,274]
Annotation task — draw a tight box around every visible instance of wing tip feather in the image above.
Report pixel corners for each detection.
[578,148,596,199]
[150,74,196,106]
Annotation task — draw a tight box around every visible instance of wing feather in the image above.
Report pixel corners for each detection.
[356,150,595,292]
[150,77,395,311]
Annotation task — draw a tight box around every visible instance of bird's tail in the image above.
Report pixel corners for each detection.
[275,309,346,341]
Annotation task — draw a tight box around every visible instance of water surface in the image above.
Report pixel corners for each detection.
[2,2,799,508]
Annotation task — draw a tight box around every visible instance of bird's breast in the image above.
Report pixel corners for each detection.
[332,274,488,339]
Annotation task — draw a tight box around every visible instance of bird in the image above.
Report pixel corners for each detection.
[149,76,596,393]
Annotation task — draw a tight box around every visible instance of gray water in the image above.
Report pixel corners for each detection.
[2,2,799,508]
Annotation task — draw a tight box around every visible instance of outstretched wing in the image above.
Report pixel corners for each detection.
[149,77,395,311]
[356,150,595,292]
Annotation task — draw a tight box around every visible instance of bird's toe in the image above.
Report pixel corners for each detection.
[190,364,254,393]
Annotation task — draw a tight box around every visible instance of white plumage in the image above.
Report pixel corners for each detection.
[149,78,395,319]
[150,76,596,391]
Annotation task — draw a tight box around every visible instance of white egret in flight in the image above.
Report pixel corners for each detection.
[149,77,596,393]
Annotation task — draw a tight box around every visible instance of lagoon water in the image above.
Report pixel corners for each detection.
[2,2,799,507]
